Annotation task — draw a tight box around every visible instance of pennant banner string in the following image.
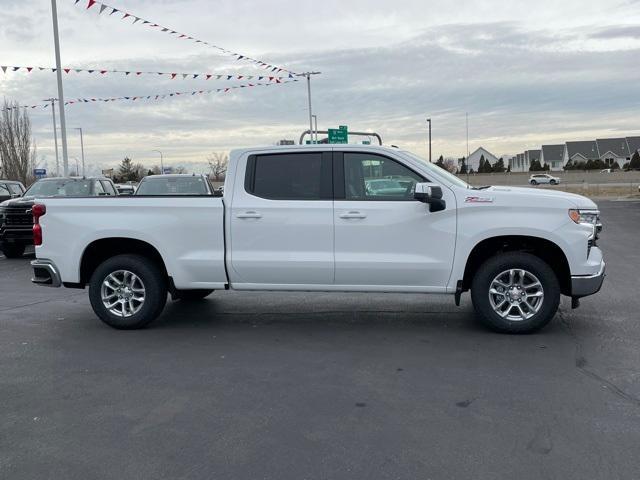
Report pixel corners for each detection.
[0,65,289,82]
[72,0,297,76]
[0,79,298,112]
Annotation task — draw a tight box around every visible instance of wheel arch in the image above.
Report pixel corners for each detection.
[461,235,571,296]
[79,237,169,286]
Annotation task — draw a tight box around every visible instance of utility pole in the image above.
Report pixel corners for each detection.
[297,72,321,144]
[50,0,69,176]
[152,150,164,173]
[427,118,432,163]
[44,98,60,176]
[75,127,85,176]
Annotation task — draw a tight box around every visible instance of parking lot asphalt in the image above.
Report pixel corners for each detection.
[1,200,639,480]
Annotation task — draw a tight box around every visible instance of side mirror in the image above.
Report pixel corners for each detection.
[414,182,446,212]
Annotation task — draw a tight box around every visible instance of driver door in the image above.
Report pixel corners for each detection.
[333,151,456,290]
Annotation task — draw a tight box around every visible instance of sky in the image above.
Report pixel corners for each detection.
[1,0,639,175]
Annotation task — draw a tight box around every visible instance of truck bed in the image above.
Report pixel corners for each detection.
[36,196,227,290]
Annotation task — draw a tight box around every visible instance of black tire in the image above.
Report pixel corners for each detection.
[88,254,167,330]
[471,252,560,334]
[1,243,25,258]
[530,180,537,185]
[174,289,214,301]
[550,180,557,185]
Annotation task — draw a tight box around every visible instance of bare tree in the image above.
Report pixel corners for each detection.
[207,152,228,181]
[0,100,37,184]
[173,165,187,174]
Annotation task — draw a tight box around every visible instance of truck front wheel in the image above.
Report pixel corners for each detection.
[471,252,560,333]
[88,254,167,330]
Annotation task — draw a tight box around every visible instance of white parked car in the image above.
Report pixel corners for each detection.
[30,145,604,334]
[529,173,561,185]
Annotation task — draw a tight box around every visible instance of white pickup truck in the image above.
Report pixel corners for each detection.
[30,145,605,333]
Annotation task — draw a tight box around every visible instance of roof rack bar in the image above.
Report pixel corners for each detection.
[299,130,383,146]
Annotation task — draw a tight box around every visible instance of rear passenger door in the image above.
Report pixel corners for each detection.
[230,151,334,286]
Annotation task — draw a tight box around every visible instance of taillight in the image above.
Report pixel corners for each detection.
[32,204,46,246]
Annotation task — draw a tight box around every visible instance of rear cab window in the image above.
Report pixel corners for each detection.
[245,152,332,200]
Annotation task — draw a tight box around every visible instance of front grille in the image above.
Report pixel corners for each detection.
[0,206,33,228]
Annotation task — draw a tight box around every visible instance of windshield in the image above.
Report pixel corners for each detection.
[24,179,93,197]
[400,151,471,189]
[136,176,209,195]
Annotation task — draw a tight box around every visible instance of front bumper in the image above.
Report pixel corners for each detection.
[31,259,62,287]
[571,261,605,298]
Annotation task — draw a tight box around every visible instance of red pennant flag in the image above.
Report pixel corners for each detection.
[205,74,212,80]
[100,70,107,74]
[136,72,142,75]
[123,13,131,19]
[171,73,177,79]
[27,67,33,72]
[179,34,186,38]
[64,68,71,74]
[87,0,97,9]
[238,75,244,79]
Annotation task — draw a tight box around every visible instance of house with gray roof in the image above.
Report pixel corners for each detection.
[540,145,565,171]
[596,138,630,167]
[627,137,640,159]
[563,141,599,165]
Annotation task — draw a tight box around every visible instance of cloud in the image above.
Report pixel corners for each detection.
[1,2,640,172]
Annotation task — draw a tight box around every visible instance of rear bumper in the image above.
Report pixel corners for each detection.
[31,259,62,288]
[571,261,605,298]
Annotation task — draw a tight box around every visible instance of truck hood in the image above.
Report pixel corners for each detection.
[0,196,36,208]
[485,186,597,209]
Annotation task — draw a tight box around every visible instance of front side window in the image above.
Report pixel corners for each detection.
[247,153,330,200]
[344,153,424,201]
[0,184,10,196]
[93,181,105,195]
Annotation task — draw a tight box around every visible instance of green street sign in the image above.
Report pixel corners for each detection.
[328,127,348,144]
[339,125,348,131]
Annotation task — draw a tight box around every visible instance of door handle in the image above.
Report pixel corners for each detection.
[236,211,262,219]
[339,211,367,219]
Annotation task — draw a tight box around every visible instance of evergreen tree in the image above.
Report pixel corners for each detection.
[459,157,467,175]
[492,158,506,173]
[629,151,640,170]
[435,155,446,169]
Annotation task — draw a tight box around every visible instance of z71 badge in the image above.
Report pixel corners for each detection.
[465,196,494,203]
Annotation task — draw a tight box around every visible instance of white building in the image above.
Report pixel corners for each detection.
[596,138,630,167]
[541,145,565,171]
[461,147,499,172]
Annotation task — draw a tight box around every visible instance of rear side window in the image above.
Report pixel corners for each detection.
[246,153,331,200]
[8,184,23,195]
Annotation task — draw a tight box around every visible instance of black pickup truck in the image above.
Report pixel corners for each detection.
[0,177,118,258]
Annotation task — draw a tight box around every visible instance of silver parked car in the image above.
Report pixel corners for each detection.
[529,173,561,185]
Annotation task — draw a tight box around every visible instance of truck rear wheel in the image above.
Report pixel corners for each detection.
[1,243,25,258]
[89,254,167,330]
[471,252,560,334]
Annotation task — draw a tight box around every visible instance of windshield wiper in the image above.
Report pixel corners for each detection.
[472,185,492,190]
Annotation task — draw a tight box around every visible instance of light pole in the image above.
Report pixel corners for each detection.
[74,127,85,176]
[427,118,432,163]
[152,150,164,173]
[44,98,60,176]
[466,112,470,184]
[296,72,321,144]
[50,0,69,176]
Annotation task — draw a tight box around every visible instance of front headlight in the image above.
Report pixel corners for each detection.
[569,209,600,226]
